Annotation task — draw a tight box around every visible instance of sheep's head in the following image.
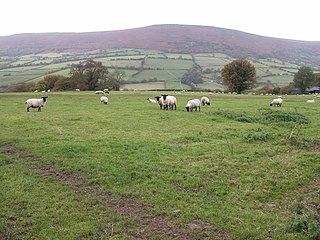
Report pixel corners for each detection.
[41,96,48,102]
[161,94,168,100]
[186,106,190,112]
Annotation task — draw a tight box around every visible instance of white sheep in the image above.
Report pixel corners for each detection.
[201,96,210,106]
[100,96,109,104]
[95,90,104,94]
[306,99,315,103]
[147,98,157,104]
[185,99,201,112]
[270,98,283,107]
[161,94,177,110]
[155,96,164,109]
[75,88,80,91]
[25,96,48,112]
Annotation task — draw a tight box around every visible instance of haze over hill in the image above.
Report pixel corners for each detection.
[0,24,320,67]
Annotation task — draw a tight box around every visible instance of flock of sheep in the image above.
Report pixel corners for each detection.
[147,95,210,111]
[25,91,318,112]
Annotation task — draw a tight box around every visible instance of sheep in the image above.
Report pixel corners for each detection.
[147,98,157,104]
[161,94,177,110]
[201,96,210,106]
[306,99,315,103]
[155,96,164,109]
[185,99,201,112]
[75,88,80,91]
[103,89,109,94]
[95,90,104,94]
[100,96,109,104]
[270,98,283,107]
[25,96,48,112]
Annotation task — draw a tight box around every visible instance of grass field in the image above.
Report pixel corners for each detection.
[0,91,319,239]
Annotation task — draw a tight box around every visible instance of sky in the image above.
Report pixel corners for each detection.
[1,0,319,41]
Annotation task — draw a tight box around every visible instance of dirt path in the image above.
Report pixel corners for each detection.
[1,143,233,239]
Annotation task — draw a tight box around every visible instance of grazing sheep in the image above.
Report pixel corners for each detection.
[155,96,164,109]
[306,99,315,103]
[95,90,104,94]
[270,98,283,107]
[103,89,109,94]
[185,99,201,112]
[161,94,177,110]
[100,96,109,104]
[147,98,157,104]
[201,96,210,106]
[25,96,48,112]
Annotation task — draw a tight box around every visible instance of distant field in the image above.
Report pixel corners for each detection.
[0,48,304,90]
[0,92,319,239]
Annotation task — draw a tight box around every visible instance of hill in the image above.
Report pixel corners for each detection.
[1,24,320,67]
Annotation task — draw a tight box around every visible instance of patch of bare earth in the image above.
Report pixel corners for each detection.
[0,143,233,239]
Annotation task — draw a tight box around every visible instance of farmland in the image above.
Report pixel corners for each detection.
[0,91,319,239]
[0,48,303,91]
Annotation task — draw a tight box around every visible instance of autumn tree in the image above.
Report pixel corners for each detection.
[33,74,66,91]
[293,66,314,94]
[221,59,256,93]
[69,59,108,91]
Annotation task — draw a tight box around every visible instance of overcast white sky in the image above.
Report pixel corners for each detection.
[1,0,319,41]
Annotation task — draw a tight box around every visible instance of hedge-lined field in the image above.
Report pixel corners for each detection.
[0,49,300,90]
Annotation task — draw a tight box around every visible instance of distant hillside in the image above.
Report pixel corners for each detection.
[1,24,320,67]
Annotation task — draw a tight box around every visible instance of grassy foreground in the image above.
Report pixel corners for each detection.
[0,91,319,239]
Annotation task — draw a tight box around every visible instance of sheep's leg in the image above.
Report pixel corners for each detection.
[27,107,30,112]
[38,107,41,112]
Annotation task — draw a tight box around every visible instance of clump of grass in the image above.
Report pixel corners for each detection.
[261,109,310,125]
[213,110,261,123]
[213,109,310,126]
[244,132,274,142]
[290,200,320,239]
[289,137,320,151]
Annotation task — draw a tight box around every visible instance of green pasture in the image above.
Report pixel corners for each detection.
[122,82,165,90]
[194,55,231,69]
[0,92,319,239]
[130,69,186,82]
[144,58,193,70]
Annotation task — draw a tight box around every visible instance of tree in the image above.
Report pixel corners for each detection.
[313,72,320,87]
[99,70,125,91]
[221,59,256,93]
[181,64,203,87]
[69,59,108,90]
[33,74,66,91]
[293,66,314,94]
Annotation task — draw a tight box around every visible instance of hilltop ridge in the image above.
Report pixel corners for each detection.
[0,24,319,67]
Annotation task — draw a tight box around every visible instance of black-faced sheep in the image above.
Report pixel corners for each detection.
[161,94,177,110]
[100,96,109,104]
[25,96,48,112]
[185,99,201,112]
[201,96,210,106]
[155,96,164,109]
[270,98,283,106]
